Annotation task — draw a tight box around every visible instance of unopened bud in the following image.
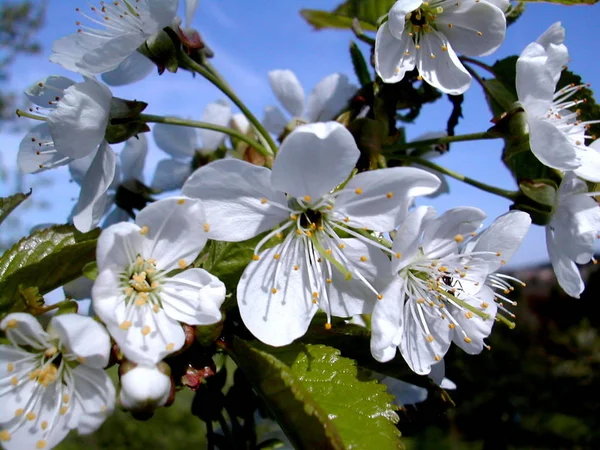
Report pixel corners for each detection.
[119,364,172,415]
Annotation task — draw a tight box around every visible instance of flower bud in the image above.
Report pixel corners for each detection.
[119,364,173,415]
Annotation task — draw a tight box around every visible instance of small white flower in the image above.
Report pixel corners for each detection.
[545,172,600,298]
[50,0,179,78]
[516,22,600,181]
[92,197,226,365]
[375,0,506,94]
[0,313,115,450]
[151,101,232,192]
[119,364,172,413]
[263,70,357,136]
[183,121,441,346]
[371,207,530,375]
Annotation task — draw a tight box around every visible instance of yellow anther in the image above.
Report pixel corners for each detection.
[448,23,453,28]
[481,302,489,308]
[326,278,332,284]
[253,254,260,261]
[150,281,160,289]
[203,223,211,232]
[273,253,281,260]
[153,304,160,313]
[465,312,473,319]
[7,363,14,372]
[460,272,467,278]
[177,199,185,204]
[166,343,175,351]
[290,214,298,220]
[10,376,18,386]
[377,294,384,300]
[5,319,18,329]
[326,205,333,210]
[141,326,151,336]
[296,229,303,235]
[430,53,436,59]
[355,188,363,195]
[36,440,47,449]
[464,336,472,343]
[303,195,311,202]
[15,408,24,417]
[325,249,332,255]
[276,233,283,239]
[496,252,502,257]
[26,412,36,421]
[305,230,312,237]
[312,292,318,298]
[324,323,332,330]
[477,31,482,36]
[386,192,393,199]
[135,296,147,307]
[417,298,426,304]
[434,355,441,362]
[395,252,402,259]
[454,234,464,243]
[293,265,299,271]
[0,431,11,441]
[360,256,368,262]
[41,421,48,430]
[124,286,133,296]
[271,288,278,294]
[120,320,132,330]
[178,259,187,268]
[260,197,267,204]
[63,394,70,403]
[139,226,149,235]
[338,243,345,249]
[500,259,507,265]
[426,335,434,343]
[448,323,456,329]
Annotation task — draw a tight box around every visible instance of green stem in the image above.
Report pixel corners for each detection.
[180,53,278,155]
[386,131,499,153]
[140,114,271,159]
[460,56,496,76]
[396,156,519,200]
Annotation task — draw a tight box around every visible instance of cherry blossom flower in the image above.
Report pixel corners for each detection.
[516,22,600,181]
[151,101,232,192]
[545,171,600,298]
[375,0,506,94]
[92,197,226,365]
[263,70,357,136]
[50,0,179,79]
[183,121,441,346]
[119,364,172,413]
[0,313,115,450]
[371,207,530,375]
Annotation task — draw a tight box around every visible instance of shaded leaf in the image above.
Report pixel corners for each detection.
[350,41,371,87]
[300,0,396,31]
[0,225,99,317]
[0,190,31,225]
[519,179,558,207]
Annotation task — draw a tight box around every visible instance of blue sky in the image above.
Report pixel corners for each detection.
[1,0,599,268]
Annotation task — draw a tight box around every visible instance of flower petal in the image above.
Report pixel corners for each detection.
[391,206,436,273]
[450,285,497,354]
[70,364,115,433]
[182,158,288,241]
[0,313,50,349]
[199,101,232,152]
[374,23,416,83]
[333,167,441,232]
[161,269,226,325]
[272,122,360,201]
[25,76,75,108]
[47,79,112,159]
[574,147,600,182]
[63,276,94,301]
[151,158,192,192]
[120,134,148,181]
[546,226,584,298]
[72,142,117,232]
[527,116,580,171]
[268,70,305,117]
[96,221,144,270]
[263,105,288,135]
[136,197,208,271]
[119,365,171,411]
[305,73,357,123]
[237,244,318,347]
[389,0,422,38]
[370,277,405,363]
[50,314,111,369]
[153,122,198,158]
[101,52,154,86]
[18,123,72,174]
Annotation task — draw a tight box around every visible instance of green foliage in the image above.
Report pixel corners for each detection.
[0,190,30,225]
[229,337,402,450]
[519,179,558,207]
[300,0,396,31]
[349,41,371,87]
[557,69,600,142]
[0,225,99,317]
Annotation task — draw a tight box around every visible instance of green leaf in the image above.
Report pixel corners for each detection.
[519,179,558,207]
[300,0,396,31]
[0,190,31,225]
[483,79,517,117]
[229,338,402,450]
[349,41,371,87]
[82,261,98,281]
[0,225,99,317]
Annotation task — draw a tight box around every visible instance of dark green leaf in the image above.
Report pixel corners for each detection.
[300,0,396,31]
[350,41,371,87]
[0,225,99,317]
[483,79,517,117]
[0,190,31,225]
[82,261,98,281]
[229,338,402,450]
[519,179,558,207]
[506,2,526,26]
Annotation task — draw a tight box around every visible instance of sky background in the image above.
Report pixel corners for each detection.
[1,0,599,269]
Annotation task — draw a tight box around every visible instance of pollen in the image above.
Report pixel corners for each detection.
[377,294,384,300]
[276,233,283,239]
[296,229,303,235]
[15,409,24,417]
[312,292,319,298]
[447,23,453,28]
[293,265,299,270]
[203,223,211,232]
[26,412,37,421]
[139,226,149,235]
[142,326,151,336]
[324,323,332,330]
[477,31,483,36]
[464,336,472,343]
[434,355,441,362]
[343,217,350,223]
[360,256,368,262]
[36,440,47,449]
[253,254,260,261]
[273,253,281,260]
[41,421,48,430]
[178,259,187,268]
[7,363,14,372]
[166,343,175,351]
[395,252,402,259]
[63,394,70,403]
[386,192,393,199]
[481,302,489,308]
[303,195,311,202]
[0,431,10,442]
[271,288,278,294]
[453,234,464,243]
[326,278,332,284]
[448,323,456,329]
[325,249,332,255]
[177,199,185,204]
[338,243,345,249]
[355,188,363,195]
[465,312,473,319]
[426,335,434,343]
[135,296,147,307]
[4,319,18,329]
[120,320,132,330]
[260,197,268,204]
[10,376,18,386]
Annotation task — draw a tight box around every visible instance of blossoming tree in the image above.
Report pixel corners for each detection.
[1,0,599,449]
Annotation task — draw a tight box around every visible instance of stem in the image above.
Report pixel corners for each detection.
[386,131,499,153]
[354,228,392,249]
[460,56,496,76]
[395,156,519,200]
[140,114,272,159]
[180,53,278,154]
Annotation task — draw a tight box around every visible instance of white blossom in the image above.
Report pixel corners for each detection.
[0,313,115,450]
[375,0,506,94]
[183,121,441,346]
[263,70,357,136]
[92,197,226,365]
[119,364,171,413]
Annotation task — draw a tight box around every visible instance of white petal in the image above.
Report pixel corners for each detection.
[1,313,50,349]
[25,76,75,108]
[388,0,422,38]
[182,158,288,241]
[103,206,132,227]
[101,52,154,86]
[18,123,71,174]
[47,79,112,159]
[391,206,436,273]
[153,122,198,158]
[161,269,225,325]
[375,24,416,83]
[199,101,232,152]
[370,277,405,363]
[527,116,580,171]
[70,364,115,433]
[72,142,117,232]
[120,134,148,181]
[416,32,472,95]
[437,1,506,56]
[69,147,98,186]
[119,365,171,411]
[185,0,200,26]
[96,221,144,270]
[50,314,111,368]
[381,377,428,406]
[450,285,497,353]
[237,244,318,346]
[334,167,441,232]
[516,46,558,114]
[263,105,288,135]
[272,122,359,200]
[63,276,94,301]
[305,73,357,123]
[546,226,584,298]
[268,70,305,117]
[574,147,600,182]
[80,33,148,75]
[136,197,208,271]
[151,158,192,192]
[144,0,180,30]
